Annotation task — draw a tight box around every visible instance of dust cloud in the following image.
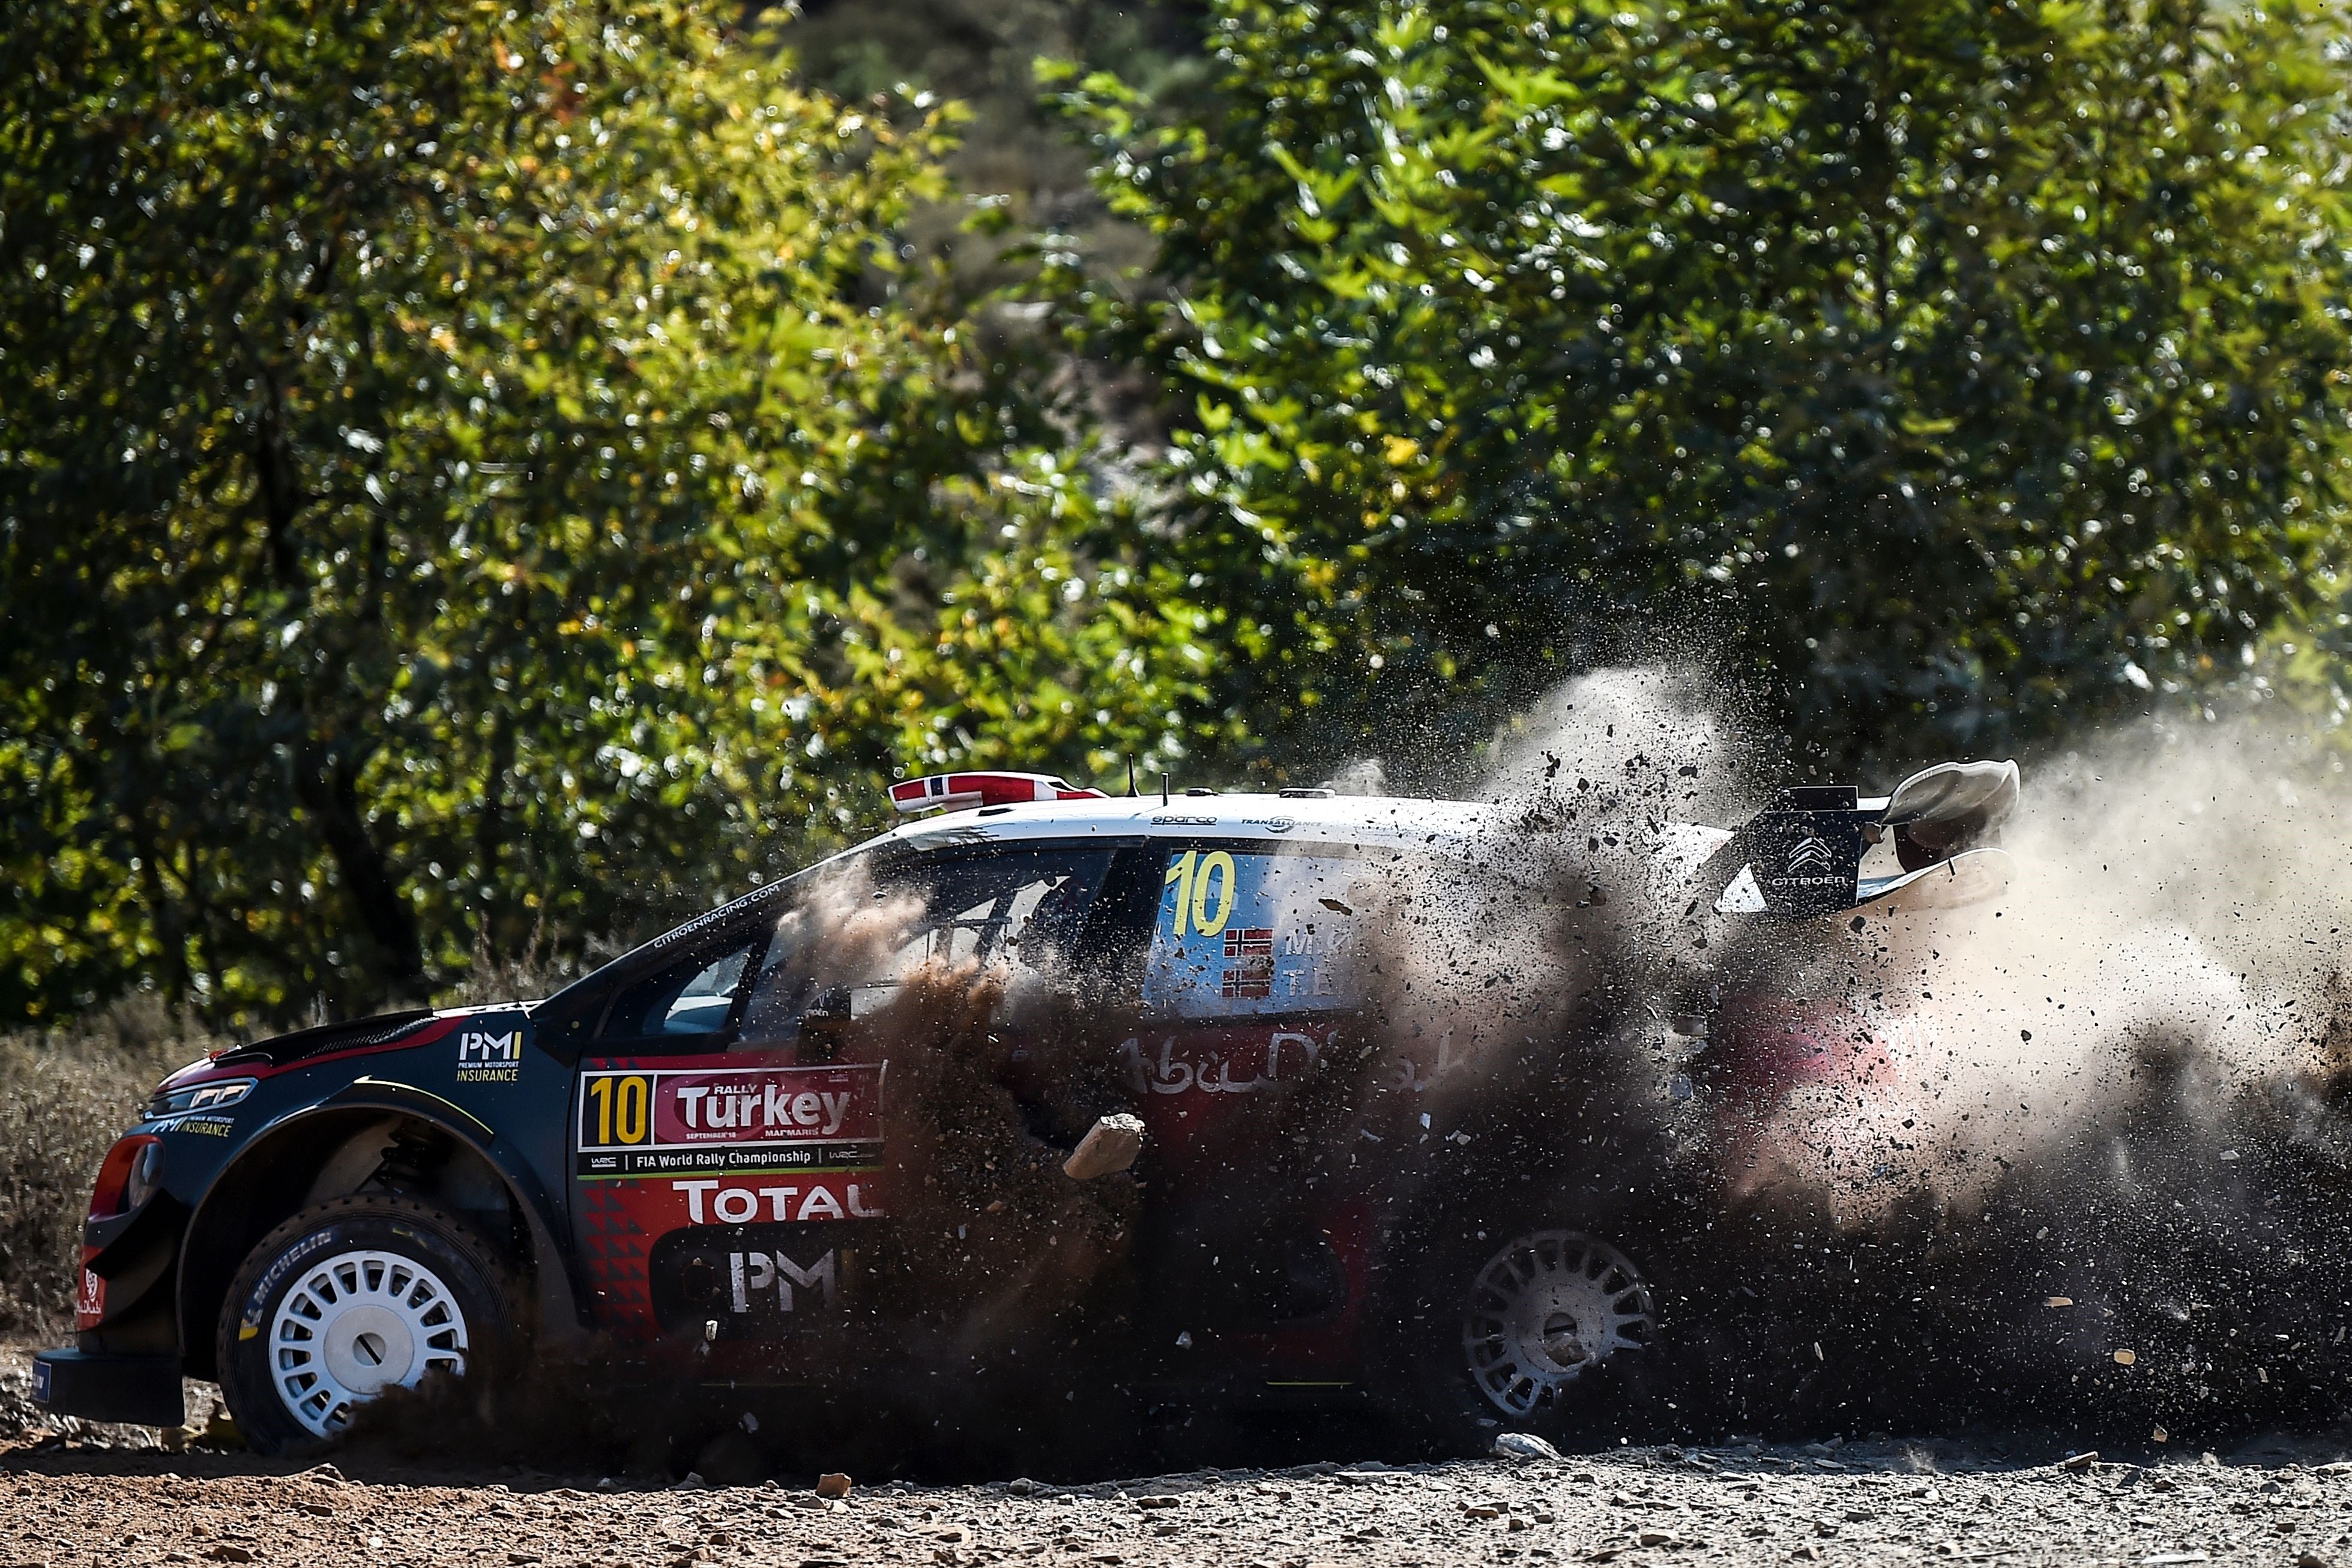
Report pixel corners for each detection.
[1359,667,2352,1446]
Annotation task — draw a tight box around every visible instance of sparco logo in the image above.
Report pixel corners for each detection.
[1785,836,1835,875]
[456,1028,522,1084]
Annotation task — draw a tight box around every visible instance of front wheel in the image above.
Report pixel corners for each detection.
[216,1194,515,1455]
[1378,1219,1661,1452]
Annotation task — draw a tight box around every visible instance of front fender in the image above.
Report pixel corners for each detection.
[176,1081,586,1378]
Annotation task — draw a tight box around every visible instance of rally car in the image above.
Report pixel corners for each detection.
[35,762,2019,1456]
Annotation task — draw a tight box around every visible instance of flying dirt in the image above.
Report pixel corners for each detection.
[1386,667,2352,1447]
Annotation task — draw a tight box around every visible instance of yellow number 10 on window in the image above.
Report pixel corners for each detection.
[1164,849,1237,938]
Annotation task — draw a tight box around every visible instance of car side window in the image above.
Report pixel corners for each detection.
[737,846,1115,1049]
[594,925,768,1046]
[1140,847,1377,1019]
[659,947,752,1034]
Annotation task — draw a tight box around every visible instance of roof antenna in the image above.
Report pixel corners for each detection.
[1126,756,1139,798]
[1161,771,1171,807]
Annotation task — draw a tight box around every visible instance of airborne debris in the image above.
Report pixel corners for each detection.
[1061,1114,1145,1181]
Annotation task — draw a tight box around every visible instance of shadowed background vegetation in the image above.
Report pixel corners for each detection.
[0,1007,204,1328]
[4,0,2350,1035]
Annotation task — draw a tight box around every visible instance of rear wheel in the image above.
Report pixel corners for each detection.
[216,1194,514,1455]
[1379,1216,1662,1452]
[1460,1229,1656,1422]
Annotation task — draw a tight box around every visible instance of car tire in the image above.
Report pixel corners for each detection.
[1378,1214,1663,1453]
[216,1193,516,1455]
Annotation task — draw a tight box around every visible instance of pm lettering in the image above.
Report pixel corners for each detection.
[457,1028,522,1084]
[730,1250,835,1314]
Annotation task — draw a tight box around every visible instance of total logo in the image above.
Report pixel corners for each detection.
[671,1178,884,1225]
[456,1028,523,1084]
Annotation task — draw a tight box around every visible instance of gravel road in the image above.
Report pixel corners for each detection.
[6,1347,2351,1567]
[8,1430,2352,1567]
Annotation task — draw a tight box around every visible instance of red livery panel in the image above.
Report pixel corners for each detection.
[574,1056,887,1342]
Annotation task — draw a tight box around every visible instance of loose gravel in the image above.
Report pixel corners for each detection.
[8,1437,2352,1567]
[8,1348,2351,1566]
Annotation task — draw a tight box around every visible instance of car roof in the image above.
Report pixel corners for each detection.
[871,791,1501,854]
[538,789,1662,1022]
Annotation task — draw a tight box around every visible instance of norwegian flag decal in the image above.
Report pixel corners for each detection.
[888,771,1109,816]
[1219,927,1276,998]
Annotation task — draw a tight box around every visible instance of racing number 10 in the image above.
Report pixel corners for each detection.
[1165,850,1237,939]
[585,1073,650,1147]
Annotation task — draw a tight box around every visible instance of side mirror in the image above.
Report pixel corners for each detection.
[791,985,855,1062]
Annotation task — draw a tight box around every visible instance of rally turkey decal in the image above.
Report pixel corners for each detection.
[573,1057,887,1343]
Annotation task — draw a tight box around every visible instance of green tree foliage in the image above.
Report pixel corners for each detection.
[791,0,1207,238]
[1049,0,2352,776]
[0,0,1204,1024]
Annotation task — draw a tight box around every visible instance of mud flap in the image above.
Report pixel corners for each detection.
[31,1348,184,1427]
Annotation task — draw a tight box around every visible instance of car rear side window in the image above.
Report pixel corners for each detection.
[737,846,1114,1050]
[1141,848,1378,1018]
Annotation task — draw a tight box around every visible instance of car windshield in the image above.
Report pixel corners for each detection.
[737,846,1114,1049]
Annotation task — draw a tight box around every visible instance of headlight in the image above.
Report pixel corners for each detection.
[145,1077,255,1119]
[122,1140,164,1211]
[89,1135,165,1219]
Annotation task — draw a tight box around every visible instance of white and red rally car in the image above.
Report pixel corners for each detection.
[38,763,2017,1456]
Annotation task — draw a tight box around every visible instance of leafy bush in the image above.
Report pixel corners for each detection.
[0,1001,214,1334]
[0,0,1206,1027]
[1051,0,2352,774]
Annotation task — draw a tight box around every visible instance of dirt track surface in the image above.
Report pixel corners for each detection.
[8,1436,2352,1568]
[7,1346,2352,1566]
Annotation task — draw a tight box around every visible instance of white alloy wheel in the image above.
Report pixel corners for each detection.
[267,1247,470,1437]
[1461,1230,1655,1418]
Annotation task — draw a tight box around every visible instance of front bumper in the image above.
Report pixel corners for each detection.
[30,1348,184,1426]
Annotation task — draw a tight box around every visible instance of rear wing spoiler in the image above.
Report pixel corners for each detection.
[1705,759,2020,918]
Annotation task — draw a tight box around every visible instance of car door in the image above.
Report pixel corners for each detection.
[567,906,846,1348]
[567,841,1121,1352]
[1122,839,1390,1360]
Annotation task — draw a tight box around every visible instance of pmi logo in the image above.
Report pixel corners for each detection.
[456,1028,522,1083]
